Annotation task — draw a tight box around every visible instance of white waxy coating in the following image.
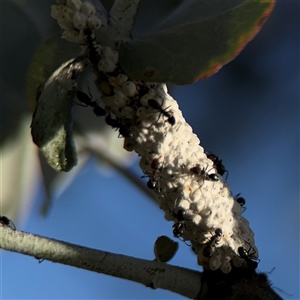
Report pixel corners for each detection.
[51,0,102,44]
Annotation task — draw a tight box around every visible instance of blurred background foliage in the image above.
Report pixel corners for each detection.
[1,1,299,299]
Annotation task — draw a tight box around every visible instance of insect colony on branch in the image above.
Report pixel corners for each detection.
[37,0,260,275]
[74,83,257,270]
[143,149,256,269]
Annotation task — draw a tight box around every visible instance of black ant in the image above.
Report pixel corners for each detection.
[238,245,260,270]
[207,173,220,181]
[234,193,247,212]
[82,27,99,65]
[76,89,106,117]
[190,164,220,182]
[172,209,186,237]
[202,228,223,257]
[105,115,132,138]
[148,99,176,126]
[0,215,16,230]
[171,209,191,246]
[118,126,132,138]
[35,257,45,263]
[206,152,228,180]
[143,158,162,189]
[105,115,121,128]
[146,170,161,189]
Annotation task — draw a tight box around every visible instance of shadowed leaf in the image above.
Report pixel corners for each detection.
[31,58,86,172]
[119,0,275,84]
[26,32,81,110]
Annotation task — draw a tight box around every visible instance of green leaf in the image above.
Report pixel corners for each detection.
[119,0,275,85]
[31,58,86,172]
[26,31,81,109]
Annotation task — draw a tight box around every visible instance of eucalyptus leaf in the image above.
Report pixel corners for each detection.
[119,0,275,84]
[31,57,87,172]
[26,31,81,108]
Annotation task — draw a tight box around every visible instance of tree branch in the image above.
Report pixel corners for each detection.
[0,225,283,299]
[0,226,202,298]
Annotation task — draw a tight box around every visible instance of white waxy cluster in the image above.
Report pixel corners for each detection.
[53,1,259,273]
[100,76,259,273]
[97,46,119,73]
[51,0,102,44]
[51,0,118,73]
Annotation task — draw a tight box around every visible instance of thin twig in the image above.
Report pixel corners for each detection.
[0,226,202,298]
